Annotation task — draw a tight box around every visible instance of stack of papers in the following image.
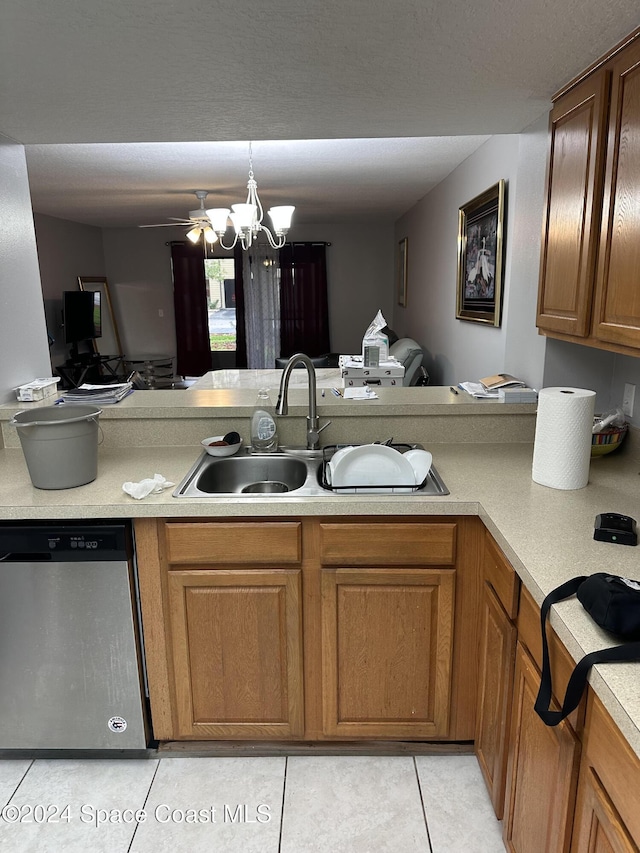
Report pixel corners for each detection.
[458,374,526,398]
[60,382,133,405]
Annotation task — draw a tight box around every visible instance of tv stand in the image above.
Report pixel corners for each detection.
[56,353,126,388]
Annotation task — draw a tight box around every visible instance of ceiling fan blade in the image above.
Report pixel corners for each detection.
[138,222,191,228]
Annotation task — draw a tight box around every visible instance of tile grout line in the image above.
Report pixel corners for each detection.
[413,756,434,853]
[4,758,35,806]
[277,755,288,853]
[127,756,161,852]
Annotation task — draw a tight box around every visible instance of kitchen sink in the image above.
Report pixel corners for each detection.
[193,454,307,494]
[173,446,449,498]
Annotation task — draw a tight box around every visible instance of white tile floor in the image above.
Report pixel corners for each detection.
[0,754,505,852]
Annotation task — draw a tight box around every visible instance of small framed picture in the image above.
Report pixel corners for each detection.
[456,180,506,326]
[397,237,408,307]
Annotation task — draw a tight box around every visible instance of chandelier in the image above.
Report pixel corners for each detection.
[205,144,295,251]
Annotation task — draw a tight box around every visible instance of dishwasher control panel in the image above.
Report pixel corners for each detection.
[0,523,129,560]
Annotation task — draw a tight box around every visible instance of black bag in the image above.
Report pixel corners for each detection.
[534,573,640,726]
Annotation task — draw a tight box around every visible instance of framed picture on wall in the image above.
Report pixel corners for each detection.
[397,237,408,307]
[78,276,124,358]
[456,179,506,326]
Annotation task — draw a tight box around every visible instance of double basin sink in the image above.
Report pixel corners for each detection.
[173,446,449,498]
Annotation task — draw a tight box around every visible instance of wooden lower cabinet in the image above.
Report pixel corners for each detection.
[475,580,517,819]
[167,568,304,739]
[135,515,483,743]
[571,693,640,852]
[321,567,455,738]
[571,765,637,853]
[475,533,520,820]
[503,641,581,853]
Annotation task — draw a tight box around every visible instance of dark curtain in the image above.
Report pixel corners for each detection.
[171,241,247,375]
[234,243,248,368]
[279,242,330,358]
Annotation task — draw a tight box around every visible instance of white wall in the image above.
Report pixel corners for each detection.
[503,113,549,389]
[34,213,106,368]
[394,134,537,387]
[0,135,51,405]
[101,226,178,359]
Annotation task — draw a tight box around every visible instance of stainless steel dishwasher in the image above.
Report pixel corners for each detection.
[0,521,149,750]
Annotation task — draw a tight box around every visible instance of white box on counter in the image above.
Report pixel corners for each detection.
[15,377,60,402]
[339,355,404,387]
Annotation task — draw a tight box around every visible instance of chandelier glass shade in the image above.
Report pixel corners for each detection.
[206,145,295,250]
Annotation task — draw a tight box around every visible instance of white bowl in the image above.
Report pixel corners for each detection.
[201,436,243,457]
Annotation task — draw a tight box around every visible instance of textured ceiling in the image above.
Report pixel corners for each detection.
[2,0,638,226]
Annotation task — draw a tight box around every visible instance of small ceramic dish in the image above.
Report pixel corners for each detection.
[201,436,243,457]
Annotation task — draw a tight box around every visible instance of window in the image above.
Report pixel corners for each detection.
[204,258,236,352]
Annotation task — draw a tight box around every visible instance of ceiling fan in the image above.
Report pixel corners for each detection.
[138,190,217,243]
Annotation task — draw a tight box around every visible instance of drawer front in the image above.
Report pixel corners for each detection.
[484,533,520,618]
[164,521,302,565]
[319,522,456,566]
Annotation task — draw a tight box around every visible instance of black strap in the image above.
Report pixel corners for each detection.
[534,576,640,726]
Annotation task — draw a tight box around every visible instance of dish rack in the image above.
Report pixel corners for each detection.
[320,443,425,493]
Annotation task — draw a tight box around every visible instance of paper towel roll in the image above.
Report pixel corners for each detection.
[532,387,596,490]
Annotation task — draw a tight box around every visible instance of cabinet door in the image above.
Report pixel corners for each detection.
[503,642,581,853]
[571,764,638,853]
[321,568,455,738]
[475,581,517,820]
[593,39,640,348]
[167,568,304,739]
[537,69,610,337]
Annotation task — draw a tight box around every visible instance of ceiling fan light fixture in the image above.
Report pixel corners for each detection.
[203,226,217,244]
[186,226,202,244]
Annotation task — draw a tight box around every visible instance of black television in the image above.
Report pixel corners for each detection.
[63,290,102,359]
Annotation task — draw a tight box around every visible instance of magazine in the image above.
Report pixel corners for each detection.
[59,382,133,405]
[458,374,526,398]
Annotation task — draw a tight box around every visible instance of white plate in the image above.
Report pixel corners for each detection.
[330,444,415,489]
[403,449,432,484]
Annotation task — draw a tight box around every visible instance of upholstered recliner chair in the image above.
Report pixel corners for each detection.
[389,338,429,386]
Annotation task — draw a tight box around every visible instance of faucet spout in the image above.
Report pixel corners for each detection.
[276,353,329,450]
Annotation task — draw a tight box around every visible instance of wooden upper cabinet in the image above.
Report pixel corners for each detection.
[592,38,640,348]
[537,69,610,337]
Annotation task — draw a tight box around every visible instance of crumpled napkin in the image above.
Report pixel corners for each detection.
[122,473,175,500]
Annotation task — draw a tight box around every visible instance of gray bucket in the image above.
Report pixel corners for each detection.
[11,405,102,489]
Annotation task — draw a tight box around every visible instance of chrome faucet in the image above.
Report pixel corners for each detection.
[276,353,331,450]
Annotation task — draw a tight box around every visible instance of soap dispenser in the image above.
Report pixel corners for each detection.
[250,388,278,452]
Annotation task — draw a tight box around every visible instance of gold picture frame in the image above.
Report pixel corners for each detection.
[397,237,408,307]
[456,180,506,326]
[78,276,124,358]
